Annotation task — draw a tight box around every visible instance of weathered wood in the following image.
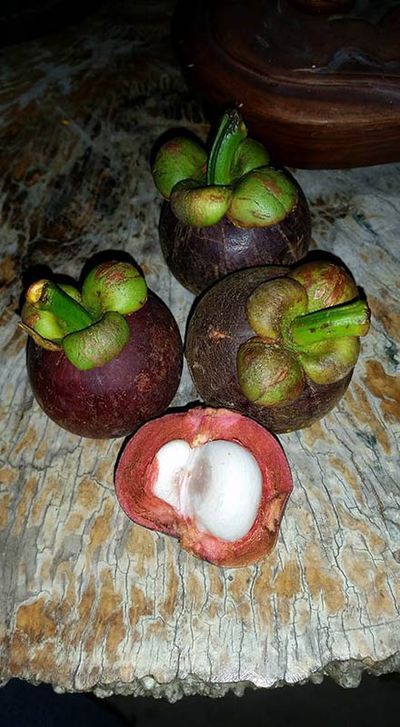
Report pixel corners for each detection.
[0,0,399,700]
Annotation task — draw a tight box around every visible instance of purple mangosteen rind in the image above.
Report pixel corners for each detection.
[159,171,311,295]
[27,292,183,439]
[185,264,369,433]
[21,261,184,438]
[22,261,150,370]
[153,109,311,294]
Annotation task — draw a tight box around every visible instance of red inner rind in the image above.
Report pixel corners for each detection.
[115,407,293,567]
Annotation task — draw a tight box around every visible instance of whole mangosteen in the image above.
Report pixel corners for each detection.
[152,109,311,294]
[115,407,293,567]
[185,260,370,433]
[21,260,183,438]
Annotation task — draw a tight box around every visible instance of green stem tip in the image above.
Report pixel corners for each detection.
[206,109,247,186]
[23,263,149,370]
[26,280,94,335]
[290,299,371,349]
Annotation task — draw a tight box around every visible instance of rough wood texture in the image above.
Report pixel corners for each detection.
[0,0,400,700]
[174,0,400,168]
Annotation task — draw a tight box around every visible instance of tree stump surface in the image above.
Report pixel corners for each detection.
[0,0,399,701]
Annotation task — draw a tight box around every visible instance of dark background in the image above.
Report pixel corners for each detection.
[1,673,400,726]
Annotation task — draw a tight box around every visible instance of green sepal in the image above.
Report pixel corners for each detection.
[152,137,207,200]
[62,311,130,371]
[246,278,308,341]
[228,167,298,228]
[18,322,62,351]
[21,301,65,341]
[82,261,148,319]
[237,338,304,407]
[170,179,232,227]
[299,337,361,385]
[288,261,358,312]
[58,283,82,304]
[231,138,270,180]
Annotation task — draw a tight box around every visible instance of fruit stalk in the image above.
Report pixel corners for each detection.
[152,108,277,229]
[206,109,247,185]
[26,280,94,336]
[23,262,150,371]
[290,299,370,349]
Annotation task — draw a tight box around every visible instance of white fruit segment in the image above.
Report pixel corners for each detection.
[153,439,262,542]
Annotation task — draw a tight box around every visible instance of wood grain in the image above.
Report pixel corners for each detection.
[0,0,400,700]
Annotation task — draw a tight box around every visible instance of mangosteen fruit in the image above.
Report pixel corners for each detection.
[20,261,183,438]
[152,109,311,294]
[115,407,293,567]
[185,260,370,433]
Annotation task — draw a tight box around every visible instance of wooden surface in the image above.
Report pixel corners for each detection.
[1,0,400,700]
[174,0,400,168]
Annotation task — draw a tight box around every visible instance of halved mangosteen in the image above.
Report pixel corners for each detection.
[115,407,293,567]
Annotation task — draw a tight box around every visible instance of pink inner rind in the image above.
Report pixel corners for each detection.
[114,407,293,567]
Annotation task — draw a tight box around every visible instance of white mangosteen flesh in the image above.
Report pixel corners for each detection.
[153,439,262,542]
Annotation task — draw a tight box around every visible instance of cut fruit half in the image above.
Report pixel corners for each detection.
[115,407,293,567]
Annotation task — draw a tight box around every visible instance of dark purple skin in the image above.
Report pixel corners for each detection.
[159,172,311,294]
[185,267,352,433]
[27,293,183,438]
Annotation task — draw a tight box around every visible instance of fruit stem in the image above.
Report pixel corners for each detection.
[290,299,370,348]
[26,280,94,334]
[206,109,247,186]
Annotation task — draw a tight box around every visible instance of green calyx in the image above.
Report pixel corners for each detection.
[288,260,359,311]
[82,260,147,318]
[245,277,308,341]
[151,108,295,229]
[21,261,148,370]
[63,311,130,370]
[230,138,271,181]
[237,338,304,406]
[237,261,371,407]
[152,137,207,200]
[170,179,232,228]
[228,168,298,228]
